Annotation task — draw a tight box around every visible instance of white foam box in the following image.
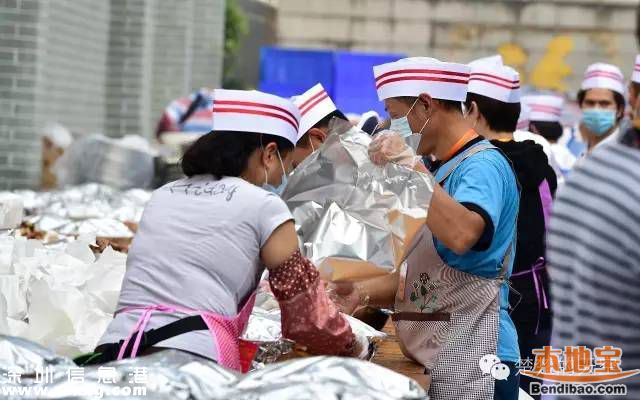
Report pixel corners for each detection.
[0,193,24,230]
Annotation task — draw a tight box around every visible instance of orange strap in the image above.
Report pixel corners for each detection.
[442,129,479,162]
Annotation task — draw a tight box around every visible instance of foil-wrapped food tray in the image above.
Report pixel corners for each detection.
[0,335,427,399]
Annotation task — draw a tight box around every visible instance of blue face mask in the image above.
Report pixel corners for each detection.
[390,98,420,137]
[582,108,616,136]
[262,149,288,196]
[389,116,413,138]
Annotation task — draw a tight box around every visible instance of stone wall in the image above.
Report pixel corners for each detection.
[276,0,639,94]
[0,0,225,189]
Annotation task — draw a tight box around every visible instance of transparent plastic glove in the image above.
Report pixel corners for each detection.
[368,130,422,169]
[327,281,363,316]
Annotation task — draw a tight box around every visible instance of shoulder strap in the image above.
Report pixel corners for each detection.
[436,143,496,184]
[498,241,513,280]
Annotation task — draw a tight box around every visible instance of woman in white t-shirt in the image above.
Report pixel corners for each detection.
[86,90,364,370]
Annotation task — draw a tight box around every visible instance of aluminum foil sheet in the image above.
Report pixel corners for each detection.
[282,119,435,281]
[243,284,386,365]
[12,184,151,239]
[0,335,426,399]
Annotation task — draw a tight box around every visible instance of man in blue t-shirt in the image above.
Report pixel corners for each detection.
[331,57,520,400]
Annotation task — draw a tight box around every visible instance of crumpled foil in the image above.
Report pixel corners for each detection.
[242,284,386,365]
[13,184,151,239]
[282,119,435,281]
[0,335,427,399]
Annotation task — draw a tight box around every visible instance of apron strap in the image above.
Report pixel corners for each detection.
[435,141,514,281]
[436,143,497,184]
[498,240,513,280]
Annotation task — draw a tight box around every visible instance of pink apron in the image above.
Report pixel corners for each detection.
[115,292,257,371]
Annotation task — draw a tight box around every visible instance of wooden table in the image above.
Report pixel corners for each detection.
[371,320,430,389]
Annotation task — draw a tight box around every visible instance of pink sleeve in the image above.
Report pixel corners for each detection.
[269,250,355,356]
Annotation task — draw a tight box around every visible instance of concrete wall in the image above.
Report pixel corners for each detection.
[0,0,43,189]
[228,0,278,88]
[276,0,639,94]
[0,0,225,190]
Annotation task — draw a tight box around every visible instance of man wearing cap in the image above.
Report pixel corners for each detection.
[574,63,627,153]
[523,95,577,181]
[290,83,349,169]
[464,61,557,399]
[332,57,520,399]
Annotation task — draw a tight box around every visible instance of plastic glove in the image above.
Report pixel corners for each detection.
[327,281,363,315]
[368,130,422,169]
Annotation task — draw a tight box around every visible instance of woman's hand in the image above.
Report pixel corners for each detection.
[327,281,363,315]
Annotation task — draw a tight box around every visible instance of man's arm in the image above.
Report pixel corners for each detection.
[426,184,487,254]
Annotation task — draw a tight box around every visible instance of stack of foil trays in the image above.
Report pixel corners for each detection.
[12,184,151,240]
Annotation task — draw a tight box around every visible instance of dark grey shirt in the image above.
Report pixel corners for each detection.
[547,131,640,399]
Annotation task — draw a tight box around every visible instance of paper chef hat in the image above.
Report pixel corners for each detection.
[469,54,504,68]
[211,89,300,145]
[522,95,564,122]
[373,57,470,102]
[632,55,640,84]
[581,63,625,95]
[516,101,530,130]
[467,63,521,103]
[292,83,338,140]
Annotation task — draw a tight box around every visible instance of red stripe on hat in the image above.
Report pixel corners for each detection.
[298,89,328,110]
[634,66,640,72]
[469,76,520,90]
[300,93,330,116]
[213,107,299,130]
[470,72,519,85]
[584,71,624,82]
[528,105,562,116]
[375,68,470,84]
[213,100,298,127]
[376,75,468,89]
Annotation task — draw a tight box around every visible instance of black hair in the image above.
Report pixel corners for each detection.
[397,96,462,114]
[313,109,348,129]
[297,109,348,147]
[631,81,640,99]
[530,120,563,142]
[577,88,626,122]
[465,93,520,133]
[181,131,294,179]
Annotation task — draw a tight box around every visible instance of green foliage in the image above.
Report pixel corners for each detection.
[223,0,248,88]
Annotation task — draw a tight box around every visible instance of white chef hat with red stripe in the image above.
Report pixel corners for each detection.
[292,83,337,139]
[581,62,625,95]
[467,62,521,103]
[631,55,640,84]
[470,54,503,68]
[373,57,470,102]
[522,95,564,122]
[516,101,530,130]
[211,89,300,145]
